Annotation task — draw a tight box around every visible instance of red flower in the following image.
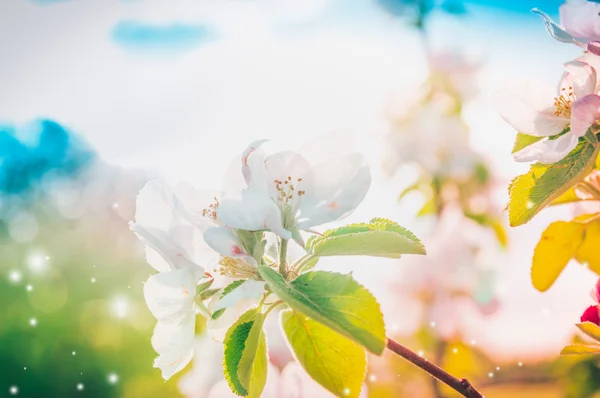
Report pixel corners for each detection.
[581,305,600,326]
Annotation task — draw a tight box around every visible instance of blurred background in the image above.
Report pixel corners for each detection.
[1,0,599,397]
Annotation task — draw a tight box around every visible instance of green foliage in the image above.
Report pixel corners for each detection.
[512,132,544,154]
[238,313,268,398]
[508,141,598,227]
[305,218,425,258]
[223,309,267,397]
[258,267,386,354]
[221,280,246,298]
[281,309,366,398]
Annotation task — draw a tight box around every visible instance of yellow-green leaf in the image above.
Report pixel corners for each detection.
[306,218,426,258]
[512,132,543,154]
[560,344,600,355]
[238,313,267,398]
[577,322,600,343]
[532,221,586,292]
[508,141,598,227]
[281,309,366,398]
[550,187,582,206]
[532,215,600,291]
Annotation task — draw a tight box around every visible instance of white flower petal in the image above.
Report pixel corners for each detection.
[563,60,596,99]
[203,226,247,257]
[131,223,201,272]
[219,190,291,239]
[151,313,195,380]
[571,94,600,137]
[560,1,600,41]
[135,180,176,231]
[210,279,265,312]
[495,79,569,137]
[513,133,579,164]
[206,299,257,342]
[144,268,197,324]
[532,8,582,44]
[173,183,223,229]
[242,139,269,188]
[178,336,225,398]
[297,154,371,229]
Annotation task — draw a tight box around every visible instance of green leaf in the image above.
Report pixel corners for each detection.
[577,322,600,343]
[281,309,366,398]
[212,308,226,320]
[222,280,246,298]
[223,309,257,396]
[238,313,268,398]
[508,141,598,227]
[512,133,543,154]
[560,344,600,355]
[223,309,268,397]
[258,267,386,354]
[306,218,425,258]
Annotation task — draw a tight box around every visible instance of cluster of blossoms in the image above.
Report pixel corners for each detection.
[496,0,600,356]
[498,0,600,164]
[131,140,371,380]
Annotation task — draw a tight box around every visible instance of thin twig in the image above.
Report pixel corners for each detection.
[387,338,484,398]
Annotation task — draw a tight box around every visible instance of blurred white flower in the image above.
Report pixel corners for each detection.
[384,102,479,179]
[391,209,498,339]
[219,140,371,246]
[428,51,481,100]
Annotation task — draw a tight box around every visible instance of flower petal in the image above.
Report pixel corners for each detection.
[219,190,291,239]
[203,226,247,257]
[173,183,223,229]
[581,305,600,326]
[144,268,197,324]
[532,8,583,44]
[563,60,596,99]
[242,139,269,188]
[571,94,600,137]
[151,313,195,380]
[131,223,201,272]
[559,1,600,41]
[210,279,265,312]
[495,79,569,137]
[297,154,371,229]
[206,299,257,342]
[135,180,176,231]
[513,133,579,164]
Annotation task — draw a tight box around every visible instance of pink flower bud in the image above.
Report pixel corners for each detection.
[581,305,600,326]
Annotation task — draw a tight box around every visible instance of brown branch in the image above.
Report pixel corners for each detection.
[386,337,484,398]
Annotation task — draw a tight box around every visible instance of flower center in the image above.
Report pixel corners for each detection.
[554,86,574,117]
[202,197,219,221]
[274,176,306,228]
[274,176,305,204]
[215,256,257,279]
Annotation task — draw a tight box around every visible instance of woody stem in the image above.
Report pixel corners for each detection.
[386,337,483,398]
